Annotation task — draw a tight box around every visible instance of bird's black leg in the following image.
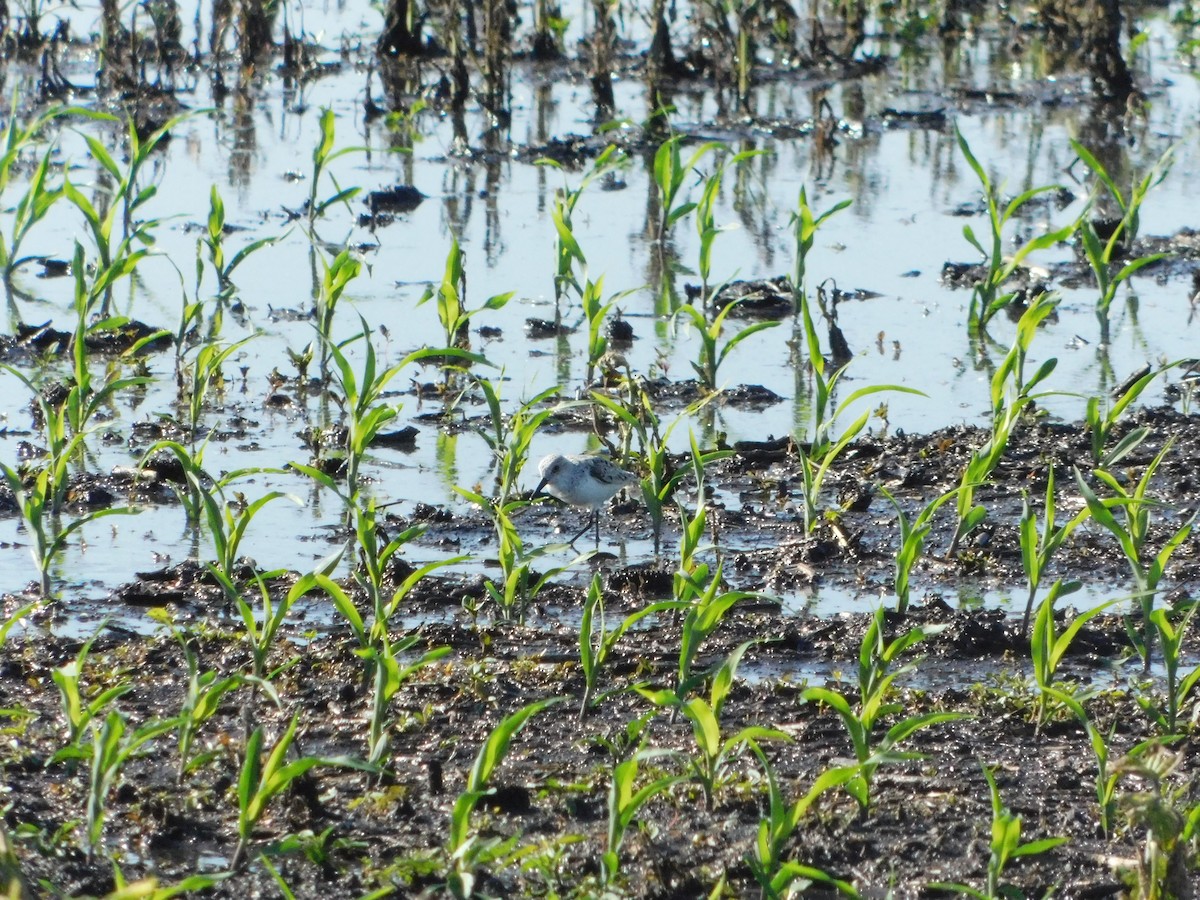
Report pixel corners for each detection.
[567,510,597,546]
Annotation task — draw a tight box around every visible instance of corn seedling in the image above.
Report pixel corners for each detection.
[1044,687,1142,836]
[314,246,363,348]
[581,276,636,384]
[955,127,1075,334]
[538,145,625,305]
[881,486,958,614]
[361,631,450,769]
[191,469,297,606]
[602,750,683,888]
[176,335,257,445]
[747,745,862,900]
[1018,467,1092,636]
[641,641,789,809]
[591,388,720,555]
[675,298,779,394]
[674,560,762,701]
[305,107,364,227]
[579,574,685,718]
[947,293,1060,556]
[789,187,851,306]
[1030,581,1115,727]
[1084,364,1161,468]
[86,710,181,855]
[1073,447,1195,673]
[796,291,922,532]
[1140,605,1200,735]
[455,488,583,621]
[232,712,374,870]
[419,235,513,349]
[652,135,723,242]
[202,185,282,298]
[930,764,1067,897]
[0,100,76,282]
[1071,139,1172,342]
[0,462,138,598]
[49,624,131,761]
[692,149,760,307]
[149,609,268,782]
[472,378,557,506]
[802,608,961,811]
[447,698,563,898]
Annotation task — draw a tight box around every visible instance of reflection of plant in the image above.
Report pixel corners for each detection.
[803,608,960,811]
[931,764,1066,897]
[955,127,1075,334]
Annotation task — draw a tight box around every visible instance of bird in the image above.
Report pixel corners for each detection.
[532,452,640,545]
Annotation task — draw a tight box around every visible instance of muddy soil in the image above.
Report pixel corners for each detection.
[5,406,1200,897]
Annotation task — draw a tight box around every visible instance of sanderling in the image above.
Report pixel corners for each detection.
[533,452,639,545]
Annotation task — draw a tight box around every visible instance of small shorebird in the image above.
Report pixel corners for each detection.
[533,453,639,545]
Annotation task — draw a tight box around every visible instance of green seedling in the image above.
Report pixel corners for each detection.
[86,710,181,855]
[448,698,563,898]
[579,574,685,718]
[360,632,450,769]
[581,276,637,384]
[471,378,557,506]
[1111,743,1200,898]
[176,335,257,445]
[803,608,962,810]
[232,712,373,870]
[1029,581,1115,727]
[202,184,282,297]
[602,750,682,887]
[1140,605,1200,735]
[1018,467,1092,636]
[1071,139,1172,342]
[947,293,1060,557]
[747,745,862,899]
[590,389,721,555]
[197,480,298,609]
[675,299,779,394]
[651,135,721,242]
[640,641,789,809]
[931,764,1067,897]
[796,290,922,532]
[0,463,138,597]
[881,486,958,614]
[305,107,364,226]
[692,148,761,306]
[419,235,513,349]
[1083,364,1169,468]
[789,187,851,306]
[1073,448,1194,673]
[315,246,363,348]
[538,145,625,305]
[955,127,1075,334]
[50,623,131,758]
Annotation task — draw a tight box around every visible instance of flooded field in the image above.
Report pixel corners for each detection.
[2,0,1200,896]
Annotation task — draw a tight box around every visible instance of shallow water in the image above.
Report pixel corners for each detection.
[2,1,1199,624]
